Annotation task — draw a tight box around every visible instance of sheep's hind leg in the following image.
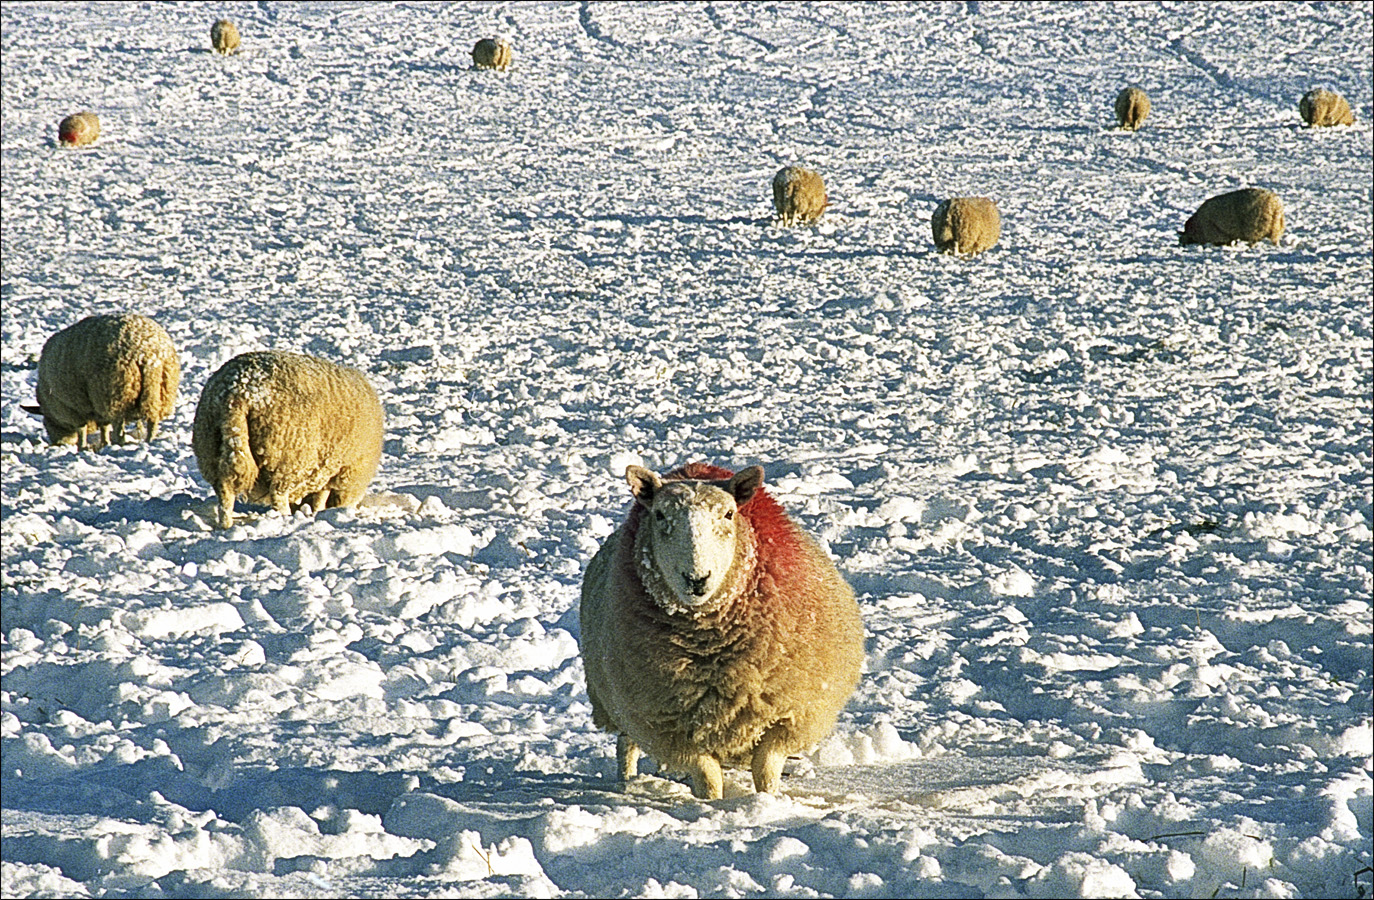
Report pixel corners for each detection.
[751,723,790,794]
[690,755,723,800]
[215,488,236,529]
[616,734,640,783]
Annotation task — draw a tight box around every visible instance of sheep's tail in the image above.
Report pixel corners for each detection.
[201,391,257,528]
[135,354,171,440]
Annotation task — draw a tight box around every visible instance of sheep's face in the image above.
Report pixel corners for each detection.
[627,465,764,610]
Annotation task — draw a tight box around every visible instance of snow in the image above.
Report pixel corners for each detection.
[1,1,1371,897]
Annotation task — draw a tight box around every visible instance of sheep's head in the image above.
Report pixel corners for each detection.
[626,464,763,610]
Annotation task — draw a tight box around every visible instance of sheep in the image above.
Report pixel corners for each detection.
[931,196,1001,255]
[210,19,241,55]
[1178,187,1285,247]
[1114,86,1150,131]
[579,461,865,801]
[23,313,180,450]
[772,165,828,226]
[472,38,512,71]
[1299,88,1354,127]
[57,112,100,147]
[191,350,385,529]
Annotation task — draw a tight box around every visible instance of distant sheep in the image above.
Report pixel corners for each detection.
[57,112,100,147]
[931,196,1001,255]
[472,38,512,71]
[24,314,180,450]
[772,165,828,226]
[580,462,865,800]
[211,19,241,55]
[1178,187,1285,247]
[1114,86,1150,131]
[192,350,384,529]
[1299,88,1353,127]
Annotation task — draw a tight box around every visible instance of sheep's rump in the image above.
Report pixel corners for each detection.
[772,166,827,225]
[931,196,1001,254]
[211,20,241,55]
[1180,187,1284,246]
[192,351,384,518]
[35,313,180,446]
[1114,86,1150,130]
[581,461,864,775]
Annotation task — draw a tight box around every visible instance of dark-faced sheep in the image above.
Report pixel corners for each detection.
[211,19,241,55]
[931,196,1001,255]
[772,166,828,226]
[24,314,180,450]
[579,462,865,800]
[472,38,512,71]
[1179,188,1285,247]
[1299,88,1354,127]
[57,112,100,147]
[1114,86,1150,131]
[192,350,384,529]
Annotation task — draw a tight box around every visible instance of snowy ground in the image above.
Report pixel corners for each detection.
[2,2,1371,898]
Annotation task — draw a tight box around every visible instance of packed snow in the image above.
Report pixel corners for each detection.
[2,2,1371,898]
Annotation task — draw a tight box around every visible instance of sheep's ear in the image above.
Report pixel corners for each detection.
[21,403,43,417]
[625,465,662,508]
[730,466,764,505]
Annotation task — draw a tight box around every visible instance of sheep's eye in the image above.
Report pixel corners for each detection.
[724,510,734,521]
[655,509,666,522]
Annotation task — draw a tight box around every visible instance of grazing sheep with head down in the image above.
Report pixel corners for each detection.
[57,112,100,147]
[211,19,241,55]
[472,38,512,71]
[1178,187,1284,247]
[931,196,1001,255]
[772,166,828,226]
[1114,86,1150,131]
[24,313,180,450]
[1299,88,1353,127]
[579,461,865,801]
[192,350,384,529]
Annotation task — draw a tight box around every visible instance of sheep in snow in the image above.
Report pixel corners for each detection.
[1178,187,1285,247]
[57,111,100,147]
[772,166,828,226]
[1114,86,1150,131]
[192,350,384,529]
[23,313,180,450]
[931,196,1001,255]
[579,461,865,801]
[210,19,241,55]
[1299,88,1353,127]
[472,38,512,71]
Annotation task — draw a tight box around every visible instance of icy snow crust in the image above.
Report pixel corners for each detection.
[2,2,1370,898]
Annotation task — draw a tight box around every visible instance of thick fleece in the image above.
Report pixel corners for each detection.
[580,461,864,800]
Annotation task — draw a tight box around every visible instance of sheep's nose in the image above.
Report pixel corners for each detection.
[684,573,711,596]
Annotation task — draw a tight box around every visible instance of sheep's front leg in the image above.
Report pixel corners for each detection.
[690,754,723,800]
[616,734,640,783]
[751,723,790,794]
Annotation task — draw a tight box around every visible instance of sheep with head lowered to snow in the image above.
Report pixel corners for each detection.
[472,38,512,71]
[772,165,828,226]
[57,111,100,147]
[1114,86,1150,131]
[931,196,1001,255]
[192,350,384,529]
[24,313,180,450]
[1298,88,1354,127]
[1178,187,1284,247]
[579,461,865,801]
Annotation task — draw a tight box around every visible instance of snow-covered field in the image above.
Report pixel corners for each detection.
[2,2,1371,897]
